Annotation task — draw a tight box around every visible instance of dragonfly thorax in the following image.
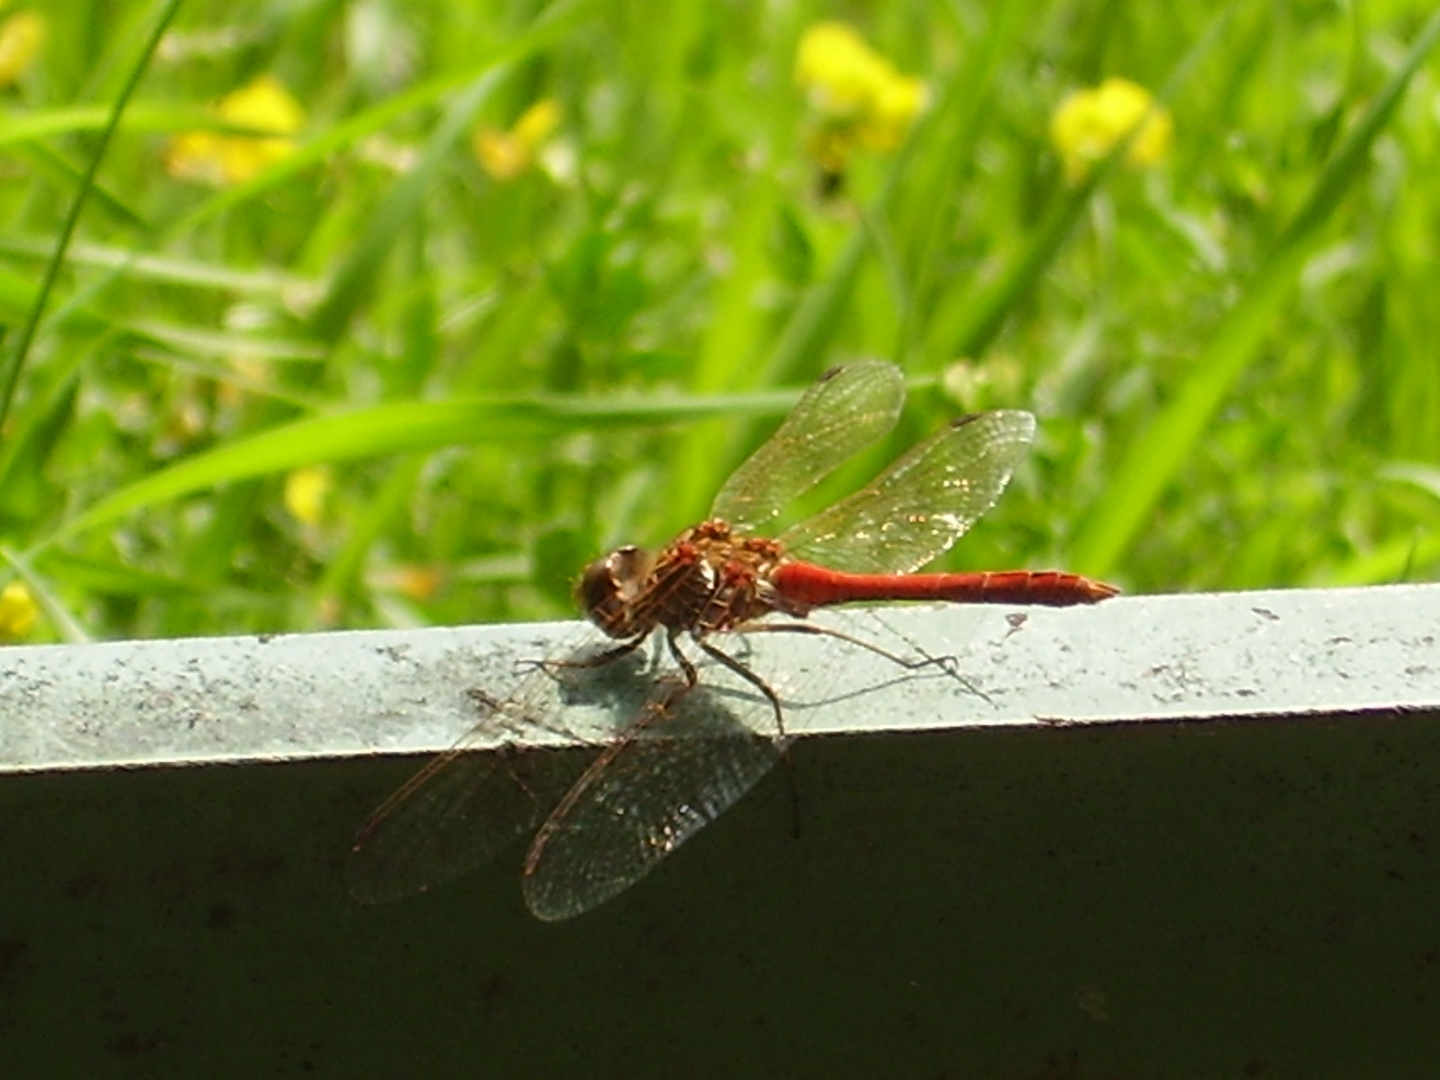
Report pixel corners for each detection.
[577,519,797,642]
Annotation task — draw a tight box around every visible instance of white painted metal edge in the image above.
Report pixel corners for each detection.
[0,584,1436,773]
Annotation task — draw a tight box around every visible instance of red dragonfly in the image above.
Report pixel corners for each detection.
[348,360,1117,920]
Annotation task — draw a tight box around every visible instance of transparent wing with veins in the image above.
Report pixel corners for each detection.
[711,359,904,531]
[521,679,782,922]
[347,640,786,920]
[347,703,582,906]
[347,645,668,908]
[777,409,1037,574]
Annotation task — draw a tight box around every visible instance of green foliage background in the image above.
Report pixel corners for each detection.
[3,0,1439,642]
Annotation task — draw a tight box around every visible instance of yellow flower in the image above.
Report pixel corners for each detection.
[0,580,38,641]
[0,10,44,89]
[861,71,929,152]
[1050,77,1173,183]
[474,99,561,181]
[796,23,890,120]
[166,74,305,185]
[795,21,927,172]
[284,466,332,526]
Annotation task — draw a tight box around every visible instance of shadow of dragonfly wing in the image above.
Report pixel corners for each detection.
[346,645,654,906]
[520,675,785,922]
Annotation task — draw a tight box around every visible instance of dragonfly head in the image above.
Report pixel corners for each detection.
[576,545,656,638]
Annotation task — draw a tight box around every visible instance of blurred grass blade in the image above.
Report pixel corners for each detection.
[896,0,1030,367]
[664,173,782,528]
[0,103,216,147]
[0,0,182,434]
[925,7,1230,365]
[0,235,319,295]
[52,385,806,542]
[316,458,426,609]
[1313,532,1440,588]
[306,67,504,343]
[1070,9,1440,579]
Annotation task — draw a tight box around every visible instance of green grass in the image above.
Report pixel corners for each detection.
[2,0,1439,642]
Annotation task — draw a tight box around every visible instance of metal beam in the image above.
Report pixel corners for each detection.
[2,584,1437,772]
[3,586,1439,1078]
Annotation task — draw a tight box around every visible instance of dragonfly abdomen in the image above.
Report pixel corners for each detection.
[771,561,1119,609]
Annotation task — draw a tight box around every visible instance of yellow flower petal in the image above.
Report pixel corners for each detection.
[0,580,38,641]
[166,74,305,185]
[1050,76,1172,183]
[217,74,305,134]
[0,10,44,89]
[165,130,228,185]
[214,75,304,183]
[858,73,929,152]
[513,99,561,148]
[474,98,562,181]
[475,129,525,180]
[218,134,297,184]
[795,21,927,171]
[796,22,890,120]
[284,466,332,526]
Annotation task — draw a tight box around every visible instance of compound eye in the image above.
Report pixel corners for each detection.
[574,546,652,617]
[576,556,620,617]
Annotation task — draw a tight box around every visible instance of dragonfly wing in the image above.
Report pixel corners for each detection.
[347,643,652,905]
[777,409,1037,574]
[711,360,905,531]
[347,723,581,905]
[520,678,782,922]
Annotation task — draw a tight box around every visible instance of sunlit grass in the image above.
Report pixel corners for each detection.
[2,1,1438,642]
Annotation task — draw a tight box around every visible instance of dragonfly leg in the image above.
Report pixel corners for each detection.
[521,635,648,679]
[731,618,954,672]
[691,634,802,842]
[731,619,991,704]
[693,637,789,740]
[462,686,531,739]
[662,627,701,689]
